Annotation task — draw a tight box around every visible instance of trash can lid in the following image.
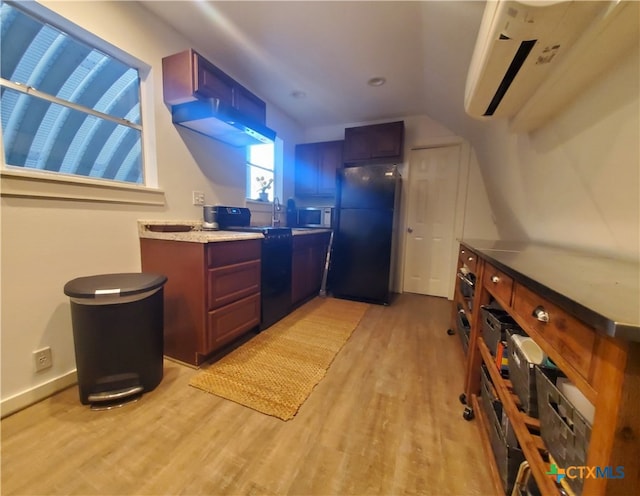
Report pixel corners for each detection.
[63,273,168,299]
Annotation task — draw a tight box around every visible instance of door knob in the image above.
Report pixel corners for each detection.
[407,227,413,233]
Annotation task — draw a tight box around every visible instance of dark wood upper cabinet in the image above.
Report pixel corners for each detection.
[194,54,234,105]
[343,121,404,164]
[295,140,343,197]
[162,49,266,125]
[233,84,267,125]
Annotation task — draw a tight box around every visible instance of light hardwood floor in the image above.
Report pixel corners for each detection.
[1,294,494,495]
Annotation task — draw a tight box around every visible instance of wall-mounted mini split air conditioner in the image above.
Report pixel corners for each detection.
[464,0,610,122]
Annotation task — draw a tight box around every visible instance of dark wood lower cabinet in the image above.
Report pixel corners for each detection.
[291,232,331,307]
[207,293,261,352]
[140,238,261,366]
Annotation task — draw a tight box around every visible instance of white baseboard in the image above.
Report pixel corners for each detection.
[1,370,78,418]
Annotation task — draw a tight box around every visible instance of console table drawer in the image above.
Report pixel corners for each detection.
[513,283,595,383]
[483,263,514,306]
[459,246,478,273]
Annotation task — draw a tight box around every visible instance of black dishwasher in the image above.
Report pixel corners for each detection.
[258,229,292,329]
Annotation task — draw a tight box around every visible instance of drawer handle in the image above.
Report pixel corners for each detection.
[461,250,465,255]
[468,256,474,262]
[491,275,500,284]
[532,306,550,323]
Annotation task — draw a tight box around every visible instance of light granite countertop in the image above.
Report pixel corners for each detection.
[138,220,262,243]
[138,221,331,243]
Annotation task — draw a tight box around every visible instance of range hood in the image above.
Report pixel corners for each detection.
[171,98,276,147]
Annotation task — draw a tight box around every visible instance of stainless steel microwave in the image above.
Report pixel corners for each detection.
[297,207,334,228]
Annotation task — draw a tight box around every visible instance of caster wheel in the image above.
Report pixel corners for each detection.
[446,328,455,336]
[463,406,474,421]
[459,393,467,405]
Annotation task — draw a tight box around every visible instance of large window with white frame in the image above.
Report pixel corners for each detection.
[0,1,150,186]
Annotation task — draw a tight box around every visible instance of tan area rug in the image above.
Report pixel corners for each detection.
[189,297,369,421]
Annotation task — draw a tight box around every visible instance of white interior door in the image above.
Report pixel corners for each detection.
[403,145,461,297]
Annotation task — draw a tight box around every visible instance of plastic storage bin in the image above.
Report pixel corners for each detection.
[480,365,502,422]
[536,366,592,496]
[479,365,524,494]
[508,331,559,418]
[64,272,167,409]
[481,306,521,356]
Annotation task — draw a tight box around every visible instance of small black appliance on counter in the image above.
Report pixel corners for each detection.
[215,206,252,229]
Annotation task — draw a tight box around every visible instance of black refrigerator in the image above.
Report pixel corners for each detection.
[330,164,401,305]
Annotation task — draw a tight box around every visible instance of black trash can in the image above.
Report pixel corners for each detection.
[64,272,168,409]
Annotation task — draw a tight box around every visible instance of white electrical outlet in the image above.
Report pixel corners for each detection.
[192,191,205,206]
[33,347,52,372]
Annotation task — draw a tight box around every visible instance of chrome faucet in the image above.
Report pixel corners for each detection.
[272,196,281,227]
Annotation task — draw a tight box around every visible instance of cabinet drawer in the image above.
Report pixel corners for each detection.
[483,263,513,306]
[458,247,477,273]
[207,239,261,268]
[206,293,260,352]
[208,260,260,310]
[512,283,595,382]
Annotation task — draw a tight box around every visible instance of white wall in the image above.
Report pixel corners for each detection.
[467,46,640,260]
[0,1,304,416]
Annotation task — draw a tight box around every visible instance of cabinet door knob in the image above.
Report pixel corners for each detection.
[468,256,474,262]
[491,275,500,283]
[532,306,550,323]
[407,227,413,233]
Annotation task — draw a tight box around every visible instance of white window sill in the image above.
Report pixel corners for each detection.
[0,169,165,206]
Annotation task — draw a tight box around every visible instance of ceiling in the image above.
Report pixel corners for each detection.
[140,1,487,135]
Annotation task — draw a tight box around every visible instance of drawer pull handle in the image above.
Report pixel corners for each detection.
[532,306,550,323]
[461,250,465,255]
[491,275,500,283]
[468,256,474,262]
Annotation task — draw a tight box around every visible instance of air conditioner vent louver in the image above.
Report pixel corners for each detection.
[484,39,536,116]
[465,0,608,122]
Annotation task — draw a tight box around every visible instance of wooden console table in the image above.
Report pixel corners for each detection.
[451,239,639,495]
